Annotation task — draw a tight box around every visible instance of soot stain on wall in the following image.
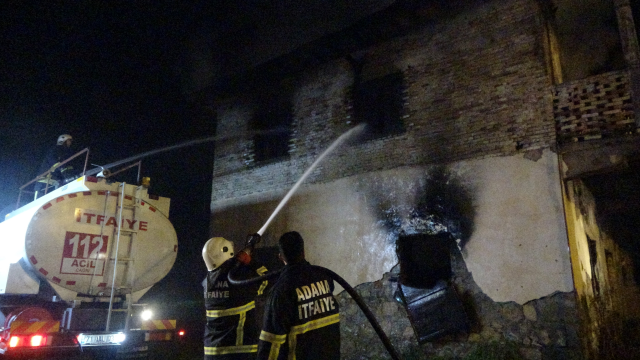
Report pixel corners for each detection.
[367,165,476,249]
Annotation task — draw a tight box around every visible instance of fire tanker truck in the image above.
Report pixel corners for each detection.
[0,155,183,359]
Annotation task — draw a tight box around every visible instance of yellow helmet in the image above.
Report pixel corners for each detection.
[202,237,234,270]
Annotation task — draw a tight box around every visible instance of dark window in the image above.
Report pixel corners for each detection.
[252,98,292,164]
[554,0,625,80]
[396,233,453,289]
[587,237,601,297]
[354,72,405,139]
[634,2,640,48]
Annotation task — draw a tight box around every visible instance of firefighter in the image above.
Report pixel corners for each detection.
[202,235,269,359]
[257,231,340,360]
[34,134,76,196]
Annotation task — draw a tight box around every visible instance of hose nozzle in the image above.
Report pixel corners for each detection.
[245,233,262,248]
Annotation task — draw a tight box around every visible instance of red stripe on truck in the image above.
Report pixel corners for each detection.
[150,207,156,212]
[10,321,60,334]
[68,193,77,198]
[98,283,107,287]
[39,268,48,276]
[30,256,38,264]
[52,277,61,284]
[56,197,64,203]
[42,203,52,210]
[66,281,76,285]
[83,191,92,196]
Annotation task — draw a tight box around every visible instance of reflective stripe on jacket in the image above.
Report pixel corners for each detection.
[204,259,269,356]
[257,261,340,360]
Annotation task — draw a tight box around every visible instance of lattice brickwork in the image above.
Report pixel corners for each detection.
[554,71,636,144]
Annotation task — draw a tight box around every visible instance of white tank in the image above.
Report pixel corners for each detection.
[0,176,178,302]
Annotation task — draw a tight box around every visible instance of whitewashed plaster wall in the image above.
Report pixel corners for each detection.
[456,150,574,304]
[270,149,573,304]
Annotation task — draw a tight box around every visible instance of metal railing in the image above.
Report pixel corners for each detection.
[106,160,142,184]
[16,147,90,209]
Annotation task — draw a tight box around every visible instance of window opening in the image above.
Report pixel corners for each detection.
[554,0,625,81]
[252,95,292,164]
[396,233,452,289]
[587,237,601,297]
[353,72,405,139]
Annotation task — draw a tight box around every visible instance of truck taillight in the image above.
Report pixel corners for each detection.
[9,336,19,347]
[8,334,48,348]
[178,330,185,336]
[30,335,45,347]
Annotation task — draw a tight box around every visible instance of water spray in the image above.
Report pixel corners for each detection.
[231,123,401,360]
[256,123,366,236]
[84,128,288,177]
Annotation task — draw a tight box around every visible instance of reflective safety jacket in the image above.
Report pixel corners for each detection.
[257,260,340,360]
[203,258,269,359]
[37,144,76,182]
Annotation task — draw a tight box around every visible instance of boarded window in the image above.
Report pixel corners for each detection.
[353,72,405,139]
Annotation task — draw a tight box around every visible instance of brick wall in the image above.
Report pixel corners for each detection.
[554,70,637,144]
[211,0,556,203]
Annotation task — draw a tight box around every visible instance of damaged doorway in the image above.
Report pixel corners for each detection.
[395,233,469,343]
[565,163,640,358]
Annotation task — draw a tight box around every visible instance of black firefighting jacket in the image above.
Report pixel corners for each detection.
[203,258,268,358]
[257,260,340,360]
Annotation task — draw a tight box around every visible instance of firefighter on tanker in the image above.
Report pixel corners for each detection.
[257,231,341,360]
[34,134,77,196]
[202,235,269,359]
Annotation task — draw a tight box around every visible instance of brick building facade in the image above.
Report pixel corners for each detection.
[195,0,640,358]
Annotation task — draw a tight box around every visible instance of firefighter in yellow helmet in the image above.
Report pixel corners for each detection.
[202,235,269,359]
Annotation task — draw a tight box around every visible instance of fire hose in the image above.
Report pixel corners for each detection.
[228,124,401,358]
[228,258,401,360]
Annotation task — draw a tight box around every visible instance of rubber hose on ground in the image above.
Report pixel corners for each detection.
[228,262,401,360]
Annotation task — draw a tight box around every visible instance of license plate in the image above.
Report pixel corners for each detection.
[78,333,126,346]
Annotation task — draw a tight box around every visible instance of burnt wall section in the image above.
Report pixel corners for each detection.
[337,246,581,360]
[210,0,556,204]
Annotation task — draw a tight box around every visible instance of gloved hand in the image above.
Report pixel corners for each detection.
[236,251,251,265]
[245,233,261,248]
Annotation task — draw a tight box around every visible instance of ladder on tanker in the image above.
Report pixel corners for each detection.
[105,183,141,331]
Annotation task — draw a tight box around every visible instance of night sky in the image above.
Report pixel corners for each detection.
[0,2,219,304]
